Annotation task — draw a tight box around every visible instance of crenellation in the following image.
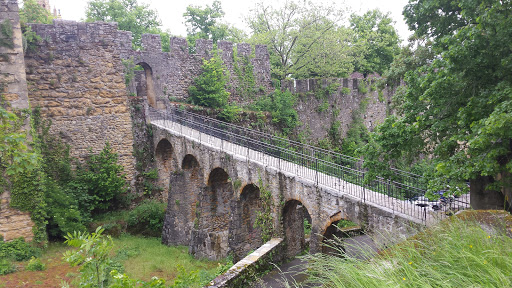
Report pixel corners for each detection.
[170,36,188,56]
[194,38,212,57]
[141,33,162,52]
[237,43,251,57]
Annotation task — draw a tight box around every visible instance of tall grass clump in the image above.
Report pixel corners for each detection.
[303,215,512,287]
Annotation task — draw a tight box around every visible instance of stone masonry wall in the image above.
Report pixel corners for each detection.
[282,75,394,142]
[121,35,273,109]
[25,20,136,182]
[0,0,34,241]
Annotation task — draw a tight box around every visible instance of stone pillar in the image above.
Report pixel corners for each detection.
[0,0,35,242]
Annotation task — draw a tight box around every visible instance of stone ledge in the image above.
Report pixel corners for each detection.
[204,238,284,288]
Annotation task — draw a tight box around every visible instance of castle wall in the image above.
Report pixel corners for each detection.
[25,20,136,181]
[0,0,34,241]
[121,35,273,109]
[282,76,393,143]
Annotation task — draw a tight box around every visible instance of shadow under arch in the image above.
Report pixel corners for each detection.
[162,153,203,246]
[136,62,156,108]
[229,183,263,262]
[282,199,312,259]
[189,167,233,260]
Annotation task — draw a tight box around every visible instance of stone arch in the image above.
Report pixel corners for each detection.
[155,138,175,200]
[229,183,263,261]
[162,153,203,246]
[136,62,156,108]
[190,167,233,260]
[282,199,312,259]
[322,220,345,256]
[182,154,200,170]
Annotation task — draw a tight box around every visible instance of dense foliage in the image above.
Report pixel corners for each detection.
[350,9,401,76]
[126,199,166,237]
[0,237,40,261]
[250,89,299,135]
[362,0,512,200]
[188,53,230,109]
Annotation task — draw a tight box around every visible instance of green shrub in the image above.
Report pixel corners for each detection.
[0,237,40,261]
[75,142,128,214]
[25,256,46,271]
[217,104,241,123]
[188,53,230,109]
[127,200,166,236]
[250,89,298,135]
[0,258,16,275]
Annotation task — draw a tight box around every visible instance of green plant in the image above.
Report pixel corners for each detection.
[336,219,357,229]
[303,218,312,236]
[63,227,115,288]
[303,216,512,288]
[378,90,384,102]
[188,53,230,109]
[358,80,368,94]
[75,142,128,214]
[0,258,16,275]
[0,237,41,262]
[25,256,46,271]
[317,101,329,113]
[341,87,351,94]
[121,58,136,85]
[217,104,241,123]
[127,200,166,236]
[250,89,298,135]
[254,177,274,242]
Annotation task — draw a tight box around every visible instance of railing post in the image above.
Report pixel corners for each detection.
[362,171,366,203]
[315,158,318,186]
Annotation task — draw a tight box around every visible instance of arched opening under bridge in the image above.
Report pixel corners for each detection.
[283,199,312,259]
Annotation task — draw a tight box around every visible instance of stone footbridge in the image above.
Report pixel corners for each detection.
[151,108,469,261]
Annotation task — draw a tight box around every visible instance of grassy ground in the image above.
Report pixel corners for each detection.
[0,242,77,287]
[112,234,225,286]
[0,234,225,288]
[302,210,512,288]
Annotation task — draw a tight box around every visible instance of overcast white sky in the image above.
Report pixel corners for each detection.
[46,0,412,42]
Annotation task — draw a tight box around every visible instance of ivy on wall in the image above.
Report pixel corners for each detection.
[254,177,274,243]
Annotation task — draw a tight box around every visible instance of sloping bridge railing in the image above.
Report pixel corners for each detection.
[149,107,470,224]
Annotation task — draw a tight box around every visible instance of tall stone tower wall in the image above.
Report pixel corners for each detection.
[0,0,34,242]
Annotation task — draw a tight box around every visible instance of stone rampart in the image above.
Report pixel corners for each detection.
[282,76,394,141]
[0,0,34,241]
[25,20,136,181]
[120,34,272,109]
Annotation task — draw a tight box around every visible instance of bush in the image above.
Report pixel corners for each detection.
[188,54,230,109]
[250,89,299,135]
[217,104,241,123]
[25,256,46,271]
[76,142,128,214]
[0,237,40,261]
[127,200,166,236]
[0,259,16,275]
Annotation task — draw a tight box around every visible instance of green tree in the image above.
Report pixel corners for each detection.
[20,0,53,24]
[183,0,226,46]
[76,143,127,214]
[363,0,512,206]
[19,0,53,52]
[246,0,346,81]
[85,0,168,50]
[188,53,230,109]
[349,9,401,76]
